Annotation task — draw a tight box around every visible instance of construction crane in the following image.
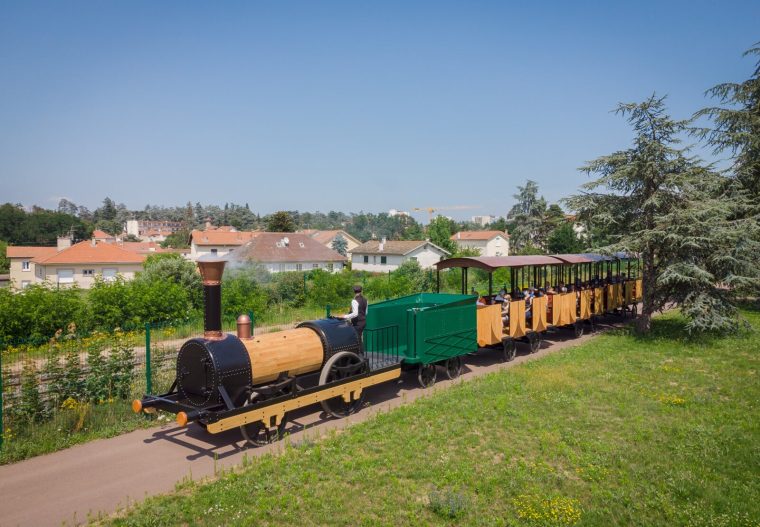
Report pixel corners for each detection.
[413,205,478,223]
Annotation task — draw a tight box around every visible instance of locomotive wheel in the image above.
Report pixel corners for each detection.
[502,338,516,362]
[417,363,437,388]
[528,332,541,354]
[319,351,369,418]
[240,392,288,447]
[573,320,585,338]
[444,356,463,380]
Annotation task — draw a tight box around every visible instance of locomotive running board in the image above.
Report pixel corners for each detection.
[205,367,402,434]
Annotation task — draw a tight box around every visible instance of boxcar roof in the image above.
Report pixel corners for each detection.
[436,255,564,271]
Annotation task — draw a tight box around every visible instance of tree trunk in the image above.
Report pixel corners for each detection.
[635,250,656,335]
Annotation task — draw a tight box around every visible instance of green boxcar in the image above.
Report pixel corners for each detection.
[365,293,477,365]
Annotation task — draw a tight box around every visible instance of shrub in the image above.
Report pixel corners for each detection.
[222,267,270,321]
[12,360,47,424]
[307,269,354,308]
[0,283,89,343]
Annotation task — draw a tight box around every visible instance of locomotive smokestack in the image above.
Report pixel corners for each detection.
[197,258,226,340]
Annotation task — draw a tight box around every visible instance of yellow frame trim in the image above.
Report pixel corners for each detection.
[206,368,402,434]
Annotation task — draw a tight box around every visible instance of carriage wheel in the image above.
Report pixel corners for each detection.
[528,332,541,354]
[444,356,463,380]
[240,392,288,447]
[502,338,517,362]
[573,320,585,338]
[319,351,368,418]
[417,363,437,388]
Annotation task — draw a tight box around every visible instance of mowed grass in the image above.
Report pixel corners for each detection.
[104,307,760,527]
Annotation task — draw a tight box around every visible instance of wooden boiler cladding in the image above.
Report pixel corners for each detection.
[243,328,324,384]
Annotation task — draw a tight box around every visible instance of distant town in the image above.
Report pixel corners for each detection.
[0,182,585,290]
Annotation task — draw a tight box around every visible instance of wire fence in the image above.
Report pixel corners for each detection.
[0,304,331,463]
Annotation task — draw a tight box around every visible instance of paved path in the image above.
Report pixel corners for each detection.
[0,318,627,527]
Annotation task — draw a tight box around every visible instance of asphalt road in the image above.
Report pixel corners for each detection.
[0,317,626,527]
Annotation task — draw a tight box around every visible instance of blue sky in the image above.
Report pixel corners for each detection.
[1,1,758,221]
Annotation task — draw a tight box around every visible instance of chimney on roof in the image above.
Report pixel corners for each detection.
[457,232,461,240]
[379,237,386,252]
[91,239,97,247]
[205,217,212,230]
[57,236,72,251]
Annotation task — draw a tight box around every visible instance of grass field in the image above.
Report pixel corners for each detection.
[103,307,760,527]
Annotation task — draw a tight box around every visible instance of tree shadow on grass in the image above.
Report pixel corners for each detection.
[629,302,758,346]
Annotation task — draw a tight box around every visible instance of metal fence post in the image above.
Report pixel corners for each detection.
[0,349,3,450]
[248,310,255,335]
[145,323,152,395]
[326,304,331,318]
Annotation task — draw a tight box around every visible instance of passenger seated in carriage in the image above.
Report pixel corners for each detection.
[501,298,510,326]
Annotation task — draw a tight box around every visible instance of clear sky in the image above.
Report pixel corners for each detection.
[1,1,758,221]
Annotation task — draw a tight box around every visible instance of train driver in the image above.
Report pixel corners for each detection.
[338,285,368,341]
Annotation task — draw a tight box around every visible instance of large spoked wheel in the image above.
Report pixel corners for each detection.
[444,356,463,380]
[240,393,288,447]
[417,363,437,388]
[319,351,369,418]
[573,320,585,338]
[528,332,541,354]
[502,338,516,362]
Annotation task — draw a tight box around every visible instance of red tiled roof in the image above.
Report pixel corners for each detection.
[450,230,509,241]
[118,242,172,254]
[92,229,113,238]
[190,229,257,246]
[353,240,450,256]
[34,241,145,265]
[310,230,360,246]
[6,246,59,259]
[234,232,347,263]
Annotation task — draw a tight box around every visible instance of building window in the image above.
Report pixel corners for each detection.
[83,269,94,276]
[327,263,334,272]
[363,255,369,263]
[102,268,117,281]
[211,248,218,255]
[21,280,30,289]
[410,256,417,261]
[381,256,387,265]
[57,269,74,284]
[22,261,30,271]
[296,263,303,271]
[313,263,319,268]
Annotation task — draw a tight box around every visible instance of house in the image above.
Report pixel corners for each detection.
[6,246,59,290]
[189,228,258,260]
[92,229,117,243]
[233,232,347,273]
[125,219,186,241]
[470,215,499,227]
[450,231,510,257]
[351,239,450,272]
[8,240,145,289]
[299,229,361,257]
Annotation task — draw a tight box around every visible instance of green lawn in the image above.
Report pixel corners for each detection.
[104,307,760,527]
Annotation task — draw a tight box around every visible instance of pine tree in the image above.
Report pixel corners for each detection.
[696,44,760,199]
[266,211,296,232]
[566,95,758,334]
[332,234,348,256]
